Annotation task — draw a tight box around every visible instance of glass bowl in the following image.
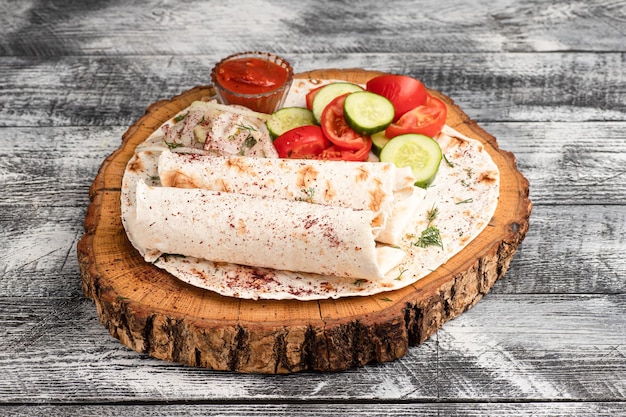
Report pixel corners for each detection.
[210,51,294,114]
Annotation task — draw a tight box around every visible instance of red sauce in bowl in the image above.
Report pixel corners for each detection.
[211,52,294,113]
[216,57,289,95]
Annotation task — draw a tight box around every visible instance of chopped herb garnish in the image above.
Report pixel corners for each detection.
[230,124,258,143]
[238,137,257,155]
[396,268,408,280]
[296,187,316,203]
[413,205,444,249]
[380,297,393,302]
[174,111,189,123]
[236,123,257,132]
[242,135,257,149]
[164,140,184,149]
[426,205,439,223]
[353,279,366,287]
[459,168,474,187]
[443,154,455,167]
[415,225,444,249]
[456,198,474,205]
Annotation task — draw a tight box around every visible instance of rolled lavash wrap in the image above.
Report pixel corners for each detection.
[157,150,424,245]
[133,180,407,280]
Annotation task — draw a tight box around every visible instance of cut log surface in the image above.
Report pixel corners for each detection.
[77,69,532,374]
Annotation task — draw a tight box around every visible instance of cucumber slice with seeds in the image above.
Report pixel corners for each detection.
[380,133,442,189]
[343,91,395,135]
[266,107,316,139]
[311,82,364,124]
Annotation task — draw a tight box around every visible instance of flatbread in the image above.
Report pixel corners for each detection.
[134,179,405,280]
[157,150,423,245]
[120,79,500,300]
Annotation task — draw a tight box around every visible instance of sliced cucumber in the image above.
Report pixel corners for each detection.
[343,91,395,135]
[371,131,391,157]
[379,134,442,189]
[266,107,316,139]
[311,82,364,123]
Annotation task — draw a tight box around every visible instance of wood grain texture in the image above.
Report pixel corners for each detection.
[1,296,624,402]
[1,53,625,127]
[1,0,624,413]
[2,403,626,417]
[1,0,624,56]
[2,122,625,207]
[77,70,531,373]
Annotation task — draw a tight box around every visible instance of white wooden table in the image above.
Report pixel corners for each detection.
[1,0,625,415]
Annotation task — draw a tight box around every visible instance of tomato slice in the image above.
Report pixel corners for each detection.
[273,125,331,158]
[385,95,447,139]
[317,141,372,162]
[366,74,428,121]
[320,94,370,150]
[305,85,325,111]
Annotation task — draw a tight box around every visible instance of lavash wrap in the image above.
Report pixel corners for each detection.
[128,150,422,281]
[157,150,424,245]
[134,180,406,280]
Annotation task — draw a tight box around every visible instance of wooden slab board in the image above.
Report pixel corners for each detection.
[77,69,532,374]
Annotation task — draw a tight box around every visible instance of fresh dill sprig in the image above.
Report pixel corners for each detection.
[296,187,316,203]
[395,268,408,281]
[230,124,258,144]
[443,154,455,167]
[415,225,444,249]
[236,123,257,132]
[164,140,184,149]
[426,205,439,223]
[456,198,474,205]
[413,205,444,249]
[173,111,189,123]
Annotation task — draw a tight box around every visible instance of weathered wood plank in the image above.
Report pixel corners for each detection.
[438,295,626,400]
[1,402,625,417]
[0,296,439,401]
[0,53,624,127]
[0,295,624,402]
[2,122,624,207]
[498,204,626,294]
[1,0,624,56]
[1,204,624,298]
[483,121,626,205]
[0,206,85,298]
[0,126,122,207]
[0,0,623,411]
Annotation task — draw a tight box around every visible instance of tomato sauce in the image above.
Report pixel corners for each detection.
[216,57,289,94]
[212,54,293,113]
